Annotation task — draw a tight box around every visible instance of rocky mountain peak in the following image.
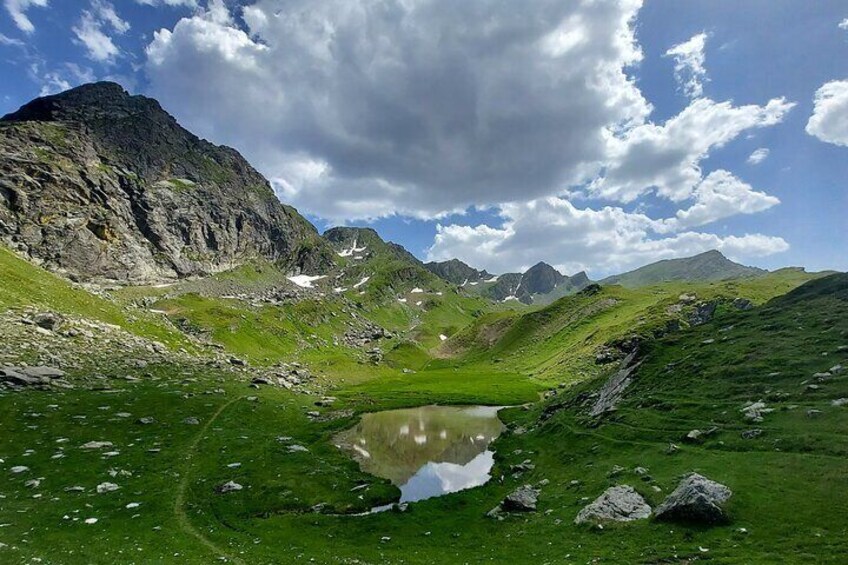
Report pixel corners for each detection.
[0,82,334,283]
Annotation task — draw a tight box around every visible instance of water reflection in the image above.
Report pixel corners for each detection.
[335,405,505,503]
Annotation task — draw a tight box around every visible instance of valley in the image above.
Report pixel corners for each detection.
[0,83,845,564]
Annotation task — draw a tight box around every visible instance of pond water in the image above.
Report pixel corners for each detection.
[335,405,505,504]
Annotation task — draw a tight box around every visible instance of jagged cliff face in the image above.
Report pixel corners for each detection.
[0,82,334,283]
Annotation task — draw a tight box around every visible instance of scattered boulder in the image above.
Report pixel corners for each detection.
[10,465,29,474]
[216,481,243,493]
[655,473,732,524]
[33,312,64,331]
[741,401,772,422]
[574,485,652,525]
[732,298,753,311]
[96,482,119,494]
[689,302,718,326]
[832,398,848,407]
[136,417,155,425]
[501,485,539,512]
[741,429,763,439]
[183,417,200,425]
[80,441,114,450]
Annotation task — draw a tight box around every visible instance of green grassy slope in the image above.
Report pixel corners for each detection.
[438,269,826,385]
[0,246,191,349]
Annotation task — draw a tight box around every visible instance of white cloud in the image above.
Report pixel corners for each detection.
[0,31,24,46]
[3,0,47,34]
[662,170,779,231]
[593,97,794,203]
[664,32,708,99]
[427,196,787,276]
[73,1,130,63]
[145,0,650,220]
[806,79,848,147]
[839,18,848,30]
[136,0,197,7]
[747,147,769,165]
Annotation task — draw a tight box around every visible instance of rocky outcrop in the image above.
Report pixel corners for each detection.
[574,485,651,525]
[654,473,732,524]
[0,82,335,283]
[589,349,641,417]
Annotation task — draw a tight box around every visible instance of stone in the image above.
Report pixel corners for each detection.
[22,366,65,379]
[96,482,119,494]
[10,465,29,474]
[806,409,823,418]
[655,473,732,524]
[574,485,652,525]
[33,312,64,331]
[741,429,763,439]
[732,298,753,311]
[216,481,243,494]
[689,302,718,326]
[183,417,200,425]
[80,441,114,450]
[136,417,155,425]
[683,429,704,443]
[287,444,309,453]
[501,485,539,512]
[741,401,772,422]
[832,398,848,407]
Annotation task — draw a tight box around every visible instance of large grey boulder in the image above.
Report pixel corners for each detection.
[655,473,732,524]
[501,485,539,512]
[574,485,651,525]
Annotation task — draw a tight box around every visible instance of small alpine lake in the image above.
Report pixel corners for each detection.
[335,405,506,505]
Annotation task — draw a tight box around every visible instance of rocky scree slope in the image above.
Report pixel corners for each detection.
[0,82,334,283]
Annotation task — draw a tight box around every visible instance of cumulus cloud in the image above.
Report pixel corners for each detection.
[146,0,650,219]
[664,32,708,99]
[839,18,848,30]
[3,0,47,34]
[806,80,848,147]
[73,0,130,63]
[142,0,791,273]
[661,170,779,231]
[747,147,769,165]
[592,97,794,202]
[427,196,787,276]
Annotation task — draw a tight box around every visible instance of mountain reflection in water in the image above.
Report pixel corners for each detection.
[335,405,505,503]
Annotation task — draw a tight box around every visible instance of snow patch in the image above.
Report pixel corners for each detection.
[411,287,424,293]
[287,274,326,288]
[485,276,499,283]
[337,239,368,257]
[503,296,519,302]
[397,298,407,303]
[333,287,348,293]
[353,276,370,289]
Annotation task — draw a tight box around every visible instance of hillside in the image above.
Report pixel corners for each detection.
[601,250,766,288]
[0,82,334,283]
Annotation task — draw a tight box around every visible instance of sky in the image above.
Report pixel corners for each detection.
[1,0,846,278]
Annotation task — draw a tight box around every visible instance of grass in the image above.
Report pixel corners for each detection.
[0,241,845,562]
[0,246,191,349]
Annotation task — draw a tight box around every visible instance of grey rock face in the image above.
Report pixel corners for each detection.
[655,473,732,524]
[0,82,335,283]
[574,485,651,525]
[501,485,539,512]
[589,350,641,417]
[689,301,718,326]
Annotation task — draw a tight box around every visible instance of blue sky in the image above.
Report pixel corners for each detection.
[1,0,846,277]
